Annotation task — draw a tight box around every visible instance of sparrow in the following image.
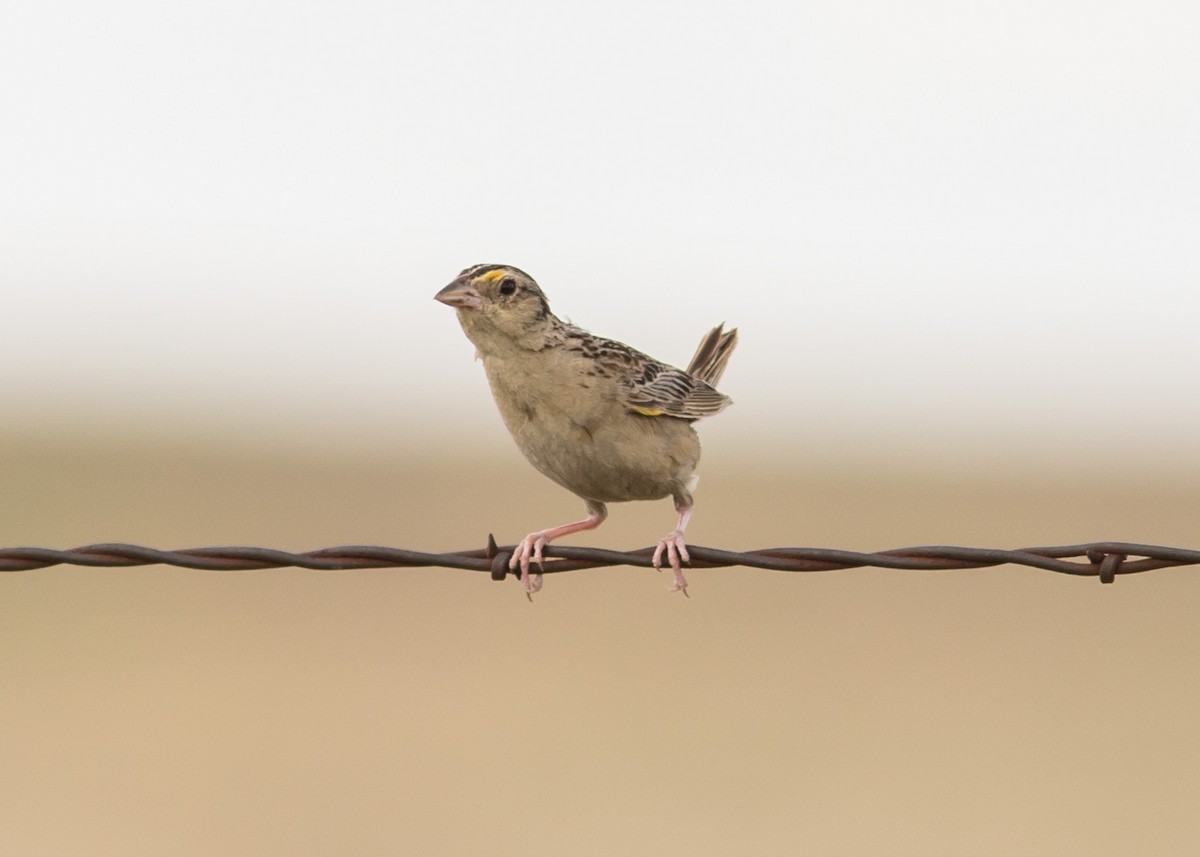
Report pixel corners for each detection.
[435,264,736,595]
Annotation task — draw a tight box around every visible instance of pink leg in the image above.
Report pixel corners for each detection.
[510,505,607,597]
[653,505,693,596]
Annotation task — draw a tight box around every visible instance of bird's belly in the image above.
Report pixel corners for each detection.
[510,408,700,504]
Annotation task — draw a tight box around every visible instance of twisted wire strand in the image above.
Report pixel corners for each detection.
[1,540,1196,583]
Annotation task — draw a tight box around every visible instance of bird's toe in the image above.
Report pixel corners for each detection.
[655,530,691,595]
[511,532,549,596]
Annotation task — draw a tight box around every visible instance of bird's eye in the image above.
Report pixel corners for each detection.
[498,278,517,296]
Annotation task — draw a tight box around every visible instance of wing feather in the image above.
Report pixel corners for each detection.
[558,322,737,420]
[619,358,732,420]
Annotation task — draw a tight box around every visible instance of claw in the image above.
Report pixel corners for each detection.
[654,529,690,596]
[510,533,546,596]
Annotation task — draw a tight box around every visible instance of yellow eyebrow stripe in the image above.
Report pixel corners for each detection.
[479,270,507,282]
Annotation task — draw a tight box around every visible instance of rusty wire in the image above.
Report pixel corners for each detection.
[1,539,1197,584]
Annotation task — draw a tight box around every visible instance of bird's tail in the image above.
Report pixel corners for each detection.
[686,323,738,387]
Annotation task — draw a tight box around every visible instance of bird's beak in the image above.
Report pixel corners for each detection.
[434,279,484,310]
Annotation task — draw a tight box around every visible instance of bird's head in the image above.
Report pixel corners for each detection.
[435,264,553,353]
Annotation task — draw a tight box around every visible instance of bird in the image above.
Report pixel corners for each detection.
[434,264,737,596]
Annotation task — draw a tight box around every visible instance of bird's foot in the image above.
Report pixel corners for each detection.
[510,532,547,596]
[653,530,691,596]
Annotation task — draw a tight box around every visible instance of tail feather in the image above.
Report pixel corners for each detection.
[686,323,738,387]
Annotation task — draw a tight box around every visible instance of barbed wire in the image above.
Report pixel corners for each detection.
[1,539,1196,583]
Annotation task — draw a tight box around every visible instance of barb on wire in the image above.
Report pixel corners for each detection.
[1,540,1197,584]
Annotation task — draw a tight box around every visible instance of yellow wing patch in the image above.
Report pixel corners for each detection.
[632,406,666,416]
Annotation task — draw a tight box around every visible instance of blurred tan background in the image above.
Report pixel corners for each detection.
[4,420,1200,856]
[4,0,1200,853]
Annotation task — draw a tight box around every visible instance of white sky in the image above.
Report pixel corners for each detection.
[3,0,1198,453]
